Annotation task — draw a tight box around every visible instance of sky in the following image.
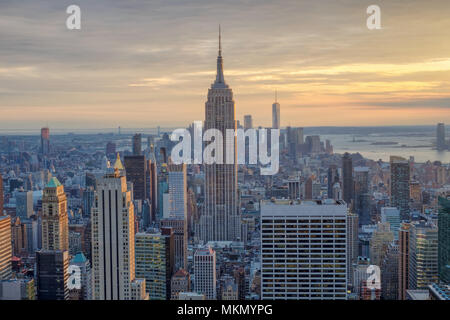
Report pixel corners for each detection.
[1,0,450,130]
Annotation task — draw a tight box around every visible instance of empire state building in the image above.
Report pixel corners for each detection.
[200,28,241,242]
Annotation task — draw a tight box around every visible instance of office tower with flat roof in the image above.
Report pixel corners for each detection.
[124,155,148,201]
[170,269,190,300]
[42,177,69,251]
[347,212,359,287]
[201,29,240,242]
[409,221,439,290]
[390,156,410,220]
[160,218,187,271]
[354,167,371,225]
[168,164,187,219]
[135,228,174,300]
[40,127,50,155]
[260,199,348,300]
[381,207,401,240]
[0,215,12,280]
[286,127,304,160]
[194,246,216,300]
[342,152,353,206]
[243,115,253,130]
[398,222,411,300]
[36,250,69,300]
[132,133,142,156]
[16,191,33,219]
[438,197,450,284]
[437,123,446,150]
[91,168,147,300]
[381,242,399,300]
[327,165,339,199]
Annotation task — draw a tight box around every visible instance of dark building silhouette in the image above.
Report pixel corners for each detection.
[132,133,142,156]
[342,152,353,206]
[36,250,69,300]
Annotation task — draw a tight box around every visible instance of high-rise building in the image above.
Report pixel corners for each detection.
[409,221,439,290]
[0,278,35,300]
[194,246,216,300]
[438,197,450,284]
[272,93,280,129]
[260,199,348,300]
[354,167,371,225]
[381,207,401,240]
[201,29,240,242]
[91,168,147,300]
[170,269,190,300]
[124,155,148,201]
[160,218,187,272]
[243,115,253,130]
[347,212,359,287]
[398,222,411,300]
[132,133,142,156]
[41,177,69,251]
[135,228,174,300]
[327,165,339,199]
[168,164,187,219]
[381,242,399,300]
[36,250,69,300]
[40,127,50,155]
[16,191,33,219]
[342,153,353,206]
[390,156,410,220]
[0,173,3,215]
[286,127,304,160]
[436,123,446,151]
[0,215,12,280]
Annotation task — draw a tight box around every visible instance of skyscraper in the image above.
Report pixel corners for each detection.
[91,167,147,300]
[327,165,339,199]
[40,127,50,155]
[41,177,69,251]
[398,222,410,300]
[0,173,3,215]
[272,93,280,129]
[408,221,439,290]
[201,28,240,242]
[132,133,142,156]
[16,191,33,219]
[354,167,371,225]
[36,250,69,300]
[135,228,174,300]
[260,199,348,300]
[436,123,446,151]
[0,215,12,280]
[347,212,359,287]
[438,197,450,284]
[194,246,216,300]
[124,155,148,201]
[342,152,353,206]
[243,115,253,130]
[390,156,410,220]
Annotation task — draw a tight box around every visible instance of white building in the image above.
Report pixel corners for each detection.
[91,164,147,300]
[260,199,348,299]
[194,246,216,300]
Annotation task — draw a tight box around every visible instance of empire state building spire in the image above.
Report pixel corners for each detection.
[214,25,227,88]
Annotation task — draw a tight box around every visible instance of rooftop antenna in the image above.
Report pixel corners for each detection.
[275,90,277,103]
[219,24,222,56]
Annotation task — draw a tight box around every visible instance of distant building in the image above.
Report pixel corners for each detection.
[132,133,142,156]
[41,127,50,155]
[390,156,410,220]
[342,153,353,206]
[436,123,446,150]
[381,207,401,240]
[438,197,450,284]
[398,222,411,300]
[272,100,280,129]
[16,191,33,219]
[42,178,69,251]
[243,115,253,130]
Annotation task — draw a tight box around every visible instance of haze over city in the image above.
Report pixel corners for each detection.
[1,0,450,130]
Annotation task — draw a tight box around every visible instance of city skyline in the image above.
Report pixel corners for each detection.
[1,0,450,129]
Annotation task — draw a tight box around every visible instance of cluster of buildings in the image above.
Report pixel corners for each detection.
[0,34,449,301]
